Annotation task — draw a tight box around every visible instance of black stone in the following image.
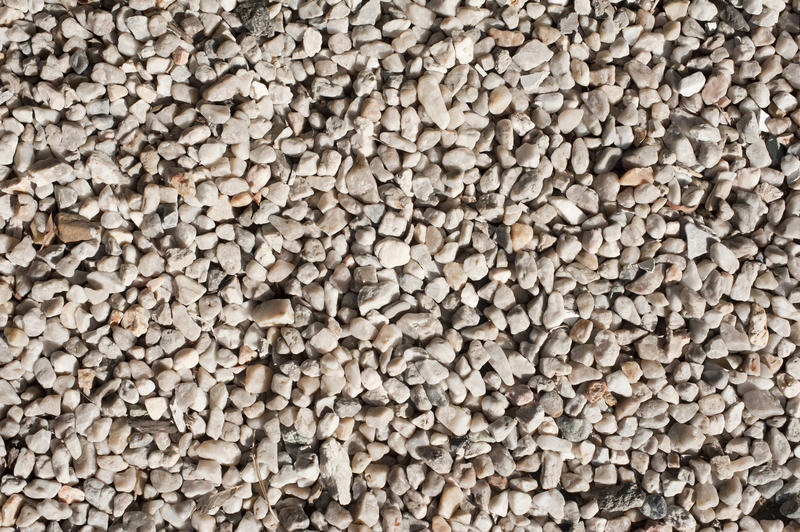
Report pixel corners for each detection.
[157,203,178,229]
[701,365,728,389]
[361,388,389,406]
[766,135,784,167]
[597,483,646,512]
[719,3,750,33]
[449,435,469,454]
[781,494,800,519]
[235,1,273,37]
[278,505,309,532]
[774,478,800,504]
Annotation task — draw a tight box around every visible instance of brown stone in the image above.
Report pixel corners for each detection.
[77,368,95,395]
[585,380,607,403]
[55,212,99,243]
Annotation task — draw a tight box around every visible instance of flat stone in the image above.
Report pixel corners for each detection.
[196,440,241,465]
[685,224,717,259]
[513,40,553,71]
[244,364,272,394]
[374,237,411,268]
[346,154,380,203]
[743,389,783,419]
[417,74,450,130]
[253,299,295,327]
[319,438,352,505]
[598,483,646,512]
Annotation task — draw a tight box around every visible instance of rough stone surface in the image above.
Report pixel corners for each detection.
[0,0,799,530]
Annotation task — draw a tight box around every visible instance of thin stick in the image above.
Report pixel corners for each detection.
[250,439,269,503]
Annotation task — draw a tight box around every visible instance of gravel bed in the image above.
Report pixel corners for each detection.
[1,0,800,531]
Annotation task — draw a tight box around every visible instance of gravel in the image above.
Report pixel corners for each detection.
[1,0,800,530]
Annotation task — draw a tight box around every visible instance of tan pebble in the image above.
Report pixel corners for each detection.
[569,319,593,343]
[58,486,85,505]
[77,369,95,394]
[507,384,534,405]
[244,364,272,394]
[55,212,100,243]
[664,0,689,19]
[230,191,253,207]
[488,474,507,490]
[173,48,189,65]
[557,108,584,133]
[360,97,382,122]
[167,172,195,196]
[535,25,561,45]
[121,305,149,336]
[488,86,512,115]
[0,494,23,526]
[4,327,27,347]
[108,309,123,325]
[488,268,512,283]
[748,304,769,349]
[438,482,463,518]
[619,167,654,186]
[701,72,730,105]
[585,380,607,403]
[488,27,525,47]
[620,361,642,382]
[431,516,451,532]
[510,223,533,251]
[603,391,617,406]
[443,263,468,290]
[253,299,295,327]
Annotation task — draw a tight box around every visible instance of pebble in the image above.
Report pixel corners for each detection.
[375,238,411,268]
[252,299,295,327]
[417,74,450,130]
[319,439,353,505]
[513,40,554,70]
[743,389,783,419]
[55,213,100,243]
[196,441,241,465]
[598,483,646,512]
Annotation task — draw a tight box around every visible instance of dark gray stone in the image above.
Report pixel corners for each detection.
[598,483,646,512]
[641,494,667,520]
[556,416,592,442]
[719,3,750,32]
[417,445,453,474]
[236,1,274,37]
[666,505,697,531]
